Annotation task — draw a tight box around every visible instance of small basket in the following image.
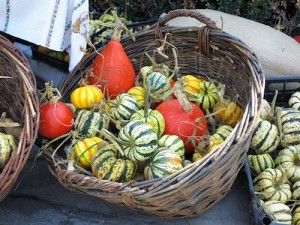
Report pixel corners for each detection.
[0,35,39,202]
[43,10,264,218]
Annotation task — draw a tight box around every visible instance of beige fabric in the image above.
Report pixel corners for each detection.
[167,9,300,77]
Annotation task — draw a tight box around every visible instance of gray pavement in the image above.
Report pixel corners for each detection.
[0,43,252,225]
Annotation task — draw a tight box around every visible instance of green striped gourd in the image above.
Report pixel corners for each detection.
[247,153,275,176]
[144,71,170,100]
[251,119,280,154]
[293,207,300,225]
[277,107,300,147]
[130,109,165,138]
[289,92,300,111]
[211,125,233,142]
[158,134,185,158]
[69,136,103,170]
[0,132,16,169]
[109,93,139,126]
[91,144,137,182]
[127,86,146,108]
[292,181,300,199]
[253,168,292,204]
[274,144,300,183]
[118,120,158,162]
[144,147,183,180]
[74,109,109,137]
[186,81,220,111]
[263,200,292,224]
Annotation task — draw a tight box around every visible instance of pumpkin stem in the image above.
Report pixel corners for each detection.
[270,90,278,122]
[39,82,61,104]
[110,10,135,42]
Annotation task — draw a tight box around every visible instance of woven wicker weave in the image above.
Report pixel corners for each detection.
[44,10,264,217]
[0,35,39,202]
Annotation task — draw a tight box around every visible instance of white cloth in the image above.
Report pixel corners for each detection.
[0,0,89,71]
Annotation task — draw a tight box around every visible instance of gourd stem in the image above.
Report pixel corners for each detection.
[110,10,135,42]
[144,85,151,122]
[145,52,158,70]
[100,129,125,156]
[270,90,278,120]
[276,107,285,145]
[174,89,192,112]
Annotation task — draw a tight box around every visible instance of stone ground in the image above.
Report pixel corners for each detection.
[0,43,254,225]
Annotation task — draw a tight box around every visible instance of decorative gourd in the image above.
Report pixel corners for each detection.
[185,81,220,111]
[289,91,300,111]
[277,107,300,147]
[117,120,158,162]
[213,99,243,127]
[70,85,103,109]
[127,86,146,108]
[260,99,272,121]
[144,71,171,101]
[69,137,103,170]
[274,144,300,183]
[263,200,292,224]
[247,153,275,176]
[211,125,233,142]
[0,132,16,169]
[180,75,202,98]
[88,11,135,99]
[293,207,300,225]
[292,181,300,199]
[109,93,139,127]
[253,168,292,204]
[74,109,109,137]
[251,118,280,154]
[144,147,183,180]
[91,144,137,182]
[158,134,185,158]
[130,109,165,138]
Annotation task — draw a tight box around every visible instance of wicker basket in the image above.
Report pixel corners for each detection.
[43,10,264,218]
[0,35,39,202]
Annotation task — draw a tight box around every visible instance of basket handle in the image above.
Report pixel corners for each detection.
[156,9,220,30]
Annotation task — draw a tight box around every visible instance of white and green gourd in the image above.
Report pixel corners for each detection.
[109,93,139,127]
[289,91,300,111]
[247,153,275,176]
[292,180,300,200]
[253,168,292,204]
[144,147,183,180]
[74,109,109,137]
[158,134,185,158]
[277,107,300,147]
[251,118,280,154]
[0,132,16,169]
[262,200,292,224]
[274,144,300,183]
[130,109,165,138]
[293,207,300,225]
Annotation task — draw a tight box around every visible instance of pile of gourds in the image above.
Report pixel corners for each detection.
[38,12,244,184]
[247,91,300,224]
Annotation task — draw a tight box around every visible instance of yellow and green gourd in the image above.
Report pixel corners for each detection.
[0,132,16,169]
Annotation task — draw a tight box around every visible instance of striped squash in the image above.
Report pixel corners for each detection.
[263,200,292,224]
[180,75,202,97]
[119,120,158,162]
[74,109,109,137]
[144,71,170,100]
[277,108,300,147]
[158,134,185,158]
[213,99,243,127]
[144,147,183,180]
[292,181,300,199]
[109,93,139,127]
[0,132,16,169]
[289,91,300,111]
[130,109,165,138]
[293,207,300,225]
[71,85,103,109]
[247,153,275,176]
[91,144,137,182]
[69,137,103,170]
[127,86,146,108]
[274,144,300,183]
[186,81,220,111]
[251,119,280,154]
[211,125,233,142]
[253,168,292,204]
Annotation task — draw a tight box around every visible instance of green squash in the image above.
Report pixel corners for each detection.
[0,132,16,169]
